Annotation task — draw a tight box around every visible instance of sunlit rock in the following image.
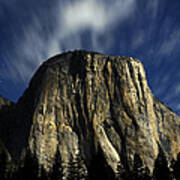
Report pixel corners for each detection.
[0,50,180,179]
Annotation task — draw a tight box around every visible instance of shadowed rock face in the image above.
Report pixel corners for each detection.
[0,97,14,179]
[0,50,180,179]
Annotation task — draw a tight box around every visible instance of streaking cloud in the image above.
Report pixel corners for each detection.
[0,0,180,115]
[48,0,136,56]
[1,0,136,84]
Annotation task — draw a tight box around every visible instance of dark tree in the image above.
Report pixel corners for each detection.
[88,148,115,180]
[133,153,151,180]
[13,150,41,180]
[153,147,172,180]
[50,150,63,180]
[0,141,14,180]
[172,153,180,180]
[67,151,87,180]
[116,161,126,180]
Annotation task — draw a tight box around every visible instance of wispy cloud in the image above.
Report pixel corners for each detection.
[131,31,145,49]
[0,0,137,85]
[60,0,136,33]
[62,1,107,32]
[175,84,180,95]
[48,0,136,54]
[1,0,180,111]
[158,28,180,56]
[177,104,180,111]
[1,16,47,82]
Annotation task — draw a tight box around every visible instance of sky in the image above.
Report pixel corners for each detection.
[0,0,180,115]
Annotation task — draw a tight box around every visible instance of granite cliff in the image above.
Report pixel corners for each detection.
[0,50,180,179]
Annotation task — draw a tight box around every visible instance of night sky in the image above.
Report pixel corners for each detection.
[0,0,180,115]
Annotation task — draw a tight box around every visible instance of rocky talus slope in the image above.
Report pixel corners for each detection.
[0,50,180,179]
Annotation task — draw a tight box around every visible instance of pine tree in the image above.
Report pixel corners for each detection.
[14,153,39,180]
[133,153,143,178]
[153,147,171,180]
[116,161,126,180]
[0,141,14,180]
[50,150,63,180]
[172,153,180,180]
[67,151,87,180]
[133,153,151,180]
[88,149,115,180]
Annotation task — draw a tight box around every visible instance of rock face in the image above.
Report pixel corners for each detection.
[0,96,14,179]
[0,140,14,180]
[1,50,180,179]
[0,96,12,108]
